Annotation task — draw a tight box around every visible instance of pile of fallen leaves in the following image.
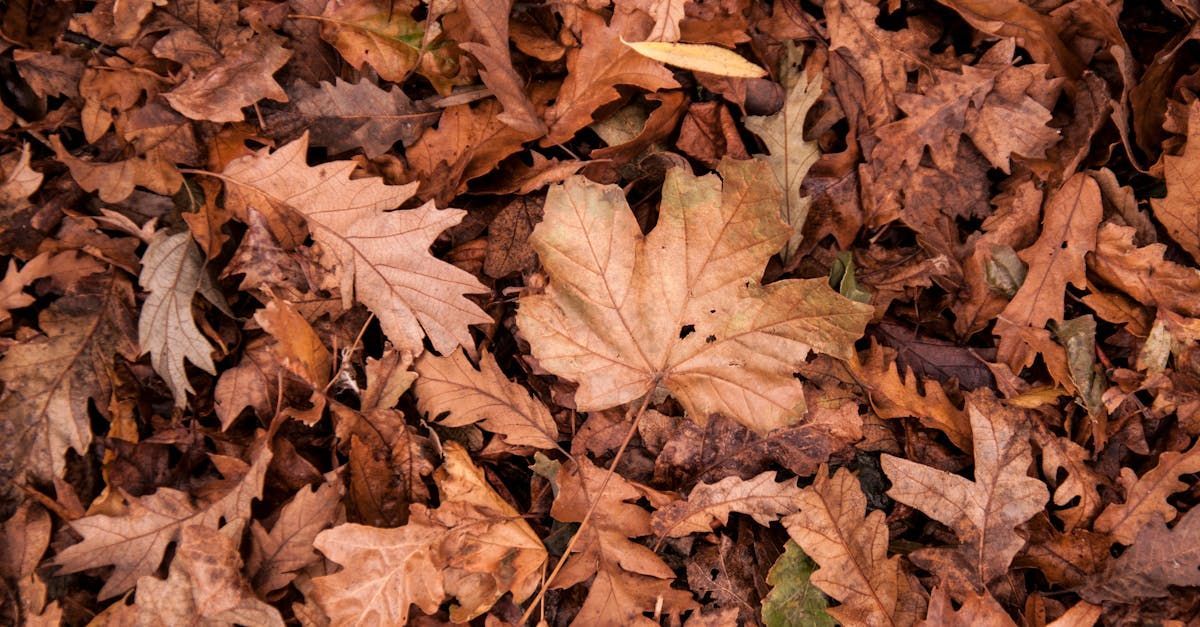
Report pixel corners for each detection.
[4,0,1200,624]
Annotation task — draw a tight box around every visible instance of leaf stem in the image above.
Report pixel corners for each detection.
[519,387,657,624]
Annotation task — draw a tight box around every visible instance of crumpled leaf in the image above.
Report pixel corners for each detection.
[312,443,546,624]
[1094,439,1200,544]
[138,231,230,406]
[52,439,272,600]
[651,470,801,538]
[0,271,136,486]
[220,133,492,355]
[413,349,559,449]
[782,466,926,627]
[881,394,1049,587]
[517,158,872,433]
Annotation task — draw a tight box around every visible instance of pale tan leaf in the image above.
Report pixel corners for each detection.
[517,158,872,433]
[414,349,558,449]
[138,232,227,407]
[651,471,802,538]
[220,133,492,355]
[624,40,767,78]
[1153,100,1200,261]
[881,394,1049,586]
[52,440,272,600]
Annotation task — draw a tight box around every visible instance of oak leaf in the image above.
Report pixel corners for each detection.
[248,479,342,595]
[1035,428,1104,531]
[219,133,491,355]
[460,0,546,137]
[881,394,1049,587]
[313,443,546,624]
[651,470,802,538]
[0,143,42,208]
[995,173,1102,371]
[1083,508,1200,603]
[762,540,835,627]
[95,525,284,626]
[517,158,873,433]
[542,10,679,145]
[1093,439,1200,544]
[550,456,697,626]
[414,349,559,449]
[163,34,291,122]
[1153,101,1200,261]
[1088,222,1200,317]
[138,231,230,407]
[919,586,1016,627]
[278,78,439,158]
[0,271,136,486]
[745,49,822,262]
[782,466,926,627]
[52,439,272,599]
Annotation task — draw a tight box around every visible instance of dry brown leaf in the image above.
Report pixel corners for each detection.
[248,480,342,595]
[49,135,181,203]
[881,394,1048,586]
[850,342,971,448]
[0,143,43,208]
[95,525,284,626]
[782,466,926,627]
[995,173,1102,371]
[254,298,331,390]
[52,438,272,599]
[744,47,822,262]
[933,0,1082,78]
[163,33,290,122]
[0,271,136,486]
[278,78,439,158]
[1153,100,1200,261]
[1035,428,1104,532]
[542,10,679,145]
[650,470,801,538]
[220,133,492,355]
[1088,221,1200,318]
[1093,439,1200,544]
[313,443,546,624]
[461,0,546,137]
[138,231,230,407]
[517,158,872,433]
[919,586,1016,627]
[1083,507,1200,603]
[414,349,559,449]
[550,456,697,626]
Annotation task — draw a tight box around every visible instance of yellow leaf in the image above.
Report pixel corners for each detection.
[623,39,767,78]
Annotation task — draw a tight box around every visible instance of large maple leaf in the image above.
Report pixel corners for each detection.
[219,133,491,355]
[517,158,873,433]
[881,394,1049,587]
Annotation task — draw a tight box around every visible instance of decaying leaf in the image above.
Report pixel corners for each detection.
[651,470,801,538]
[518,158,872,433]
[762,540,835,627]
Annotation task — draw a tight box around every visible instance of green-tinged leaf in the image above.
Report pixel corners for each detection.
[763,541,835,627]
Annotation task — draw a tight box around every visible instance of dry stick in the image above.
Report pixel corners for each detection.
[519,386,658,624]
